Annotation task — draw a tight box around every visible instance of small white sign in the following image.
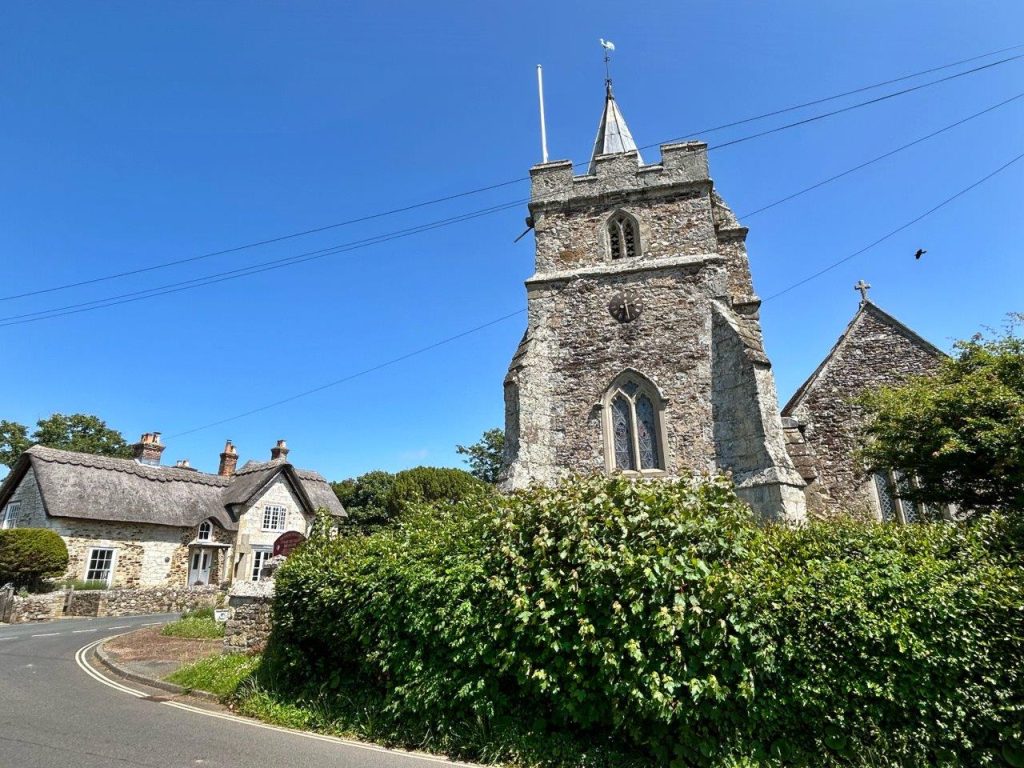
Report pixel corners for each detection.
[214,608,230,623]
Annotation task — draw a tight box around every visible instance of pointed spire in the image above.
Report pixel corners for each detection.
[588,77,641,174]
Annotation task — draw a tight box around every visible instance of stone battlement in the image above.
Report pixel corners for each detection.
[530,142,710,204]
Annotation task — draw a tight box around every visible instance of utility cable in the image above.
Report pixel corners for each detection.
[762,149,1024,302]
[167,308,527,438]
[2,43,1021,303]
[3,87,1021,327]
[169,149,1023,437]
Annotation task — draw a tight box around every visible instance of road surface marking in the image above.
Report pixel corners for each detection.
[109,625,130,629]
[75,637,474,765]
[72,629,98,633]
[141,622,162,626]
[31,632,59,637]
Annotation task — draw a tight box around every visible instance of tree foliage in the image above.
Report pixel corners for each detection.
[0,412,132,469]
[0,528,69,589]
[860,319,1024,515]
[456,427,505,484]
[330,466,488,534]
[0,421,30,470]
[272,475,1024,766]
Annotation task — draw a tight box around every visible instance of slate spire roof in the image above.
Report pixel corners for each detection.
[588,80,642,174]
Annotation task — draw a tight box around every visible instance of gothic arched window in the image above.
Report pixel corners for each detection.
[198,520,212,541]
[607,212,639,260]
[602,372,666,473]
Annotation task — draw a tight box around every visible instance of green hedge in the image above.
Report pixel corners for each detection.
[0,528,69,589]
[270,476,1024,766]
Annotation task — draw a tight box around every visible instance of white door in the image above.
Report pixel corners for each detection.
[188,549,212,586]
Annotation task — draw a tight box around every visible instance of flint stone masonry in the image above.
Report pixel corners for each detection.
[504,140,805,522]
[224,585,274,653]
[782,301,944,520]
[5,586,223,623]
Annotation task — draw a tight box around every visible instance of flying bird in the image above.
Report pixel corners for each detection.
[914,248,927,260]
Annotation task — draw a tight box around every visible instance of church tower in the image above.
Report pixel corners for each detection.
[502,78,806,522]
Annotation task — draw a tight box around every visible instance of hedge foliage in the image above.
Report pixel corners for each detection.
[0,528,69,589]
[271,476,1024,767]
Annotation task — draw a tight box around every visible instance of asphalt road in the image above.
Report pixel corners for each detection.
[0,615,460,768]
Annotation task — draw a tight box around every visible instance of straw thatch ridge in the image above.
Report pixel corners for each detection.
[0,445,345,531]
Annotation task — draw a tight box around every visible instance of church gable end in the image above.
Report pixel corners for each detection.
[782,299,945,520]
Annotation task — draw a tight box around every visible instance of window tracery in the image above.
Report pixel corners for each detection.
[603,372,665,472]
[607,212,639,260]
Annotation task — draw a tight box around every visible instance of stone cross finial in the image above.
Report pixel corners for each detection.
[855,280,871,303]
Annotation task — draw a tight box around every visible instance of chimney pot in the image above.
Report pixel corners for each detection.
[132,431,166,465]
[218,439,239,476]
[270,439,290,462]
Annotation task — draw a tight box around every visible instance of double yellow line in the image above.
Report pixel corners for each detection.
[74,636,471,766]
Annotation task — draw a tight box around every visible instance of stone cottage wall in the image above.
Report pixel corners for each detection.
[5,586,224,623]
[234,478,311,585]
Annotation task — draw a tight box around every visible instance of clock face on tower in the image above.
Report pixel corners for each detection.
[608,291,643,323]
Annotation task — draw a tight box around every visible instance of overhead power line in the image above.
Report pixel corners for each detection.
[168,308,527,438]
[762,148,1024,302]
[4,86,1022,328]
[2,42,1022,304]
[169,147,1023,437]
[736,90,1024,218]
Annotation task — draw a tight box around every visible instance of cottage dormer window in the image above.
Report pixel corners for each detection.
[1,502,20,530]
[607,212,639,260]
[197,520,212,541]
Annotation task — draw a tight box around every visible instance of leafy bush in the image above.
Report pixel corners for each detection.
[0,528,69,589]
[331,466,489,534]
[270,476,1024,766]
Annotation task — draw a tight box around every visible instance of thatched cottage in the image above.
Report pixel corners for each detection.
[0,435,344,588]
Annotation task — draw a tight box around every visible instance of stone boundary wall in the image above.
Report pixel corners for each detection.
[6,586,224,623]
[224,593,273,653]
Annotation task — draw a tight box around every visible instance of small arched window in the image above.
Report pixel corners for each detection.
[198,520,212,541]
[603,372,665,472]
[607,212,639,260]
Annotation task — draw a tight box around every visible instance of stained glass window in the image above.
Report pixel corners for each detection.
[636,394,660,469]
[874,472,897,522]
[607,377,663,472]
[611,395,635,470]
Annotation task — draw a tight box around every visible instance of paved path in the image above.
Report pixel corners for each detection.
[0,615,460,768]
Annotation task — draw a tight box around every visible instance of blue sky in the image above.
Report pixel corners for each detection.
[1,1,1021,480]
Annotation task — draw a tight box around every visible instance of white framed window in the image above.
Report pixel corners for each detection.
[601,371,668,474]
[198,520,212,541]
[1,502,21,529]
[261,504,286,532]
[251,548,272,581]
[85,548,115,585]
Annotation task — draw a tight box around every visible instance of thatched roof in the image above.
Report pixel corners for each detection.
[0,445,345,530]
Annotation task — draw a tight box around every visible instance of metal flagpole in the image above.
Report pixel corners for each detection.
[537,64,549,163]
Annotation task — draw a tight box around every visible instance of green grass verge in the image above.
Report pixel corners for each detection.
[166,653,259,697]
[159,615,224,639]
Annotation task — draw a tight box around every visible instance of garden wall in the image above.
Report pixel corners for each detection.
[223,582,274,652]
[5,585,224,623]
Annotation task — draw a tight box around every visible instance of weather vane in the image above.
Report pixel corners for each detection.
[599,38,616,91]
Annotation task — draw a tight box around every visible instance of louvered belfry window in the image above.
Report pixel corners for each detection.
[608,213,638,260]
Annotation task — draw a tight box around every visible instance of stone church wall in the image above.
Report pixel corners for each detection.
[785,305,943,520]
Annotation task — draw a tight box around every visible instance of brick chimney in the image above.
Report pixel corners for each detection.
[218,440,238,476]
[270,439,289,462]
[132,432,165,466]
